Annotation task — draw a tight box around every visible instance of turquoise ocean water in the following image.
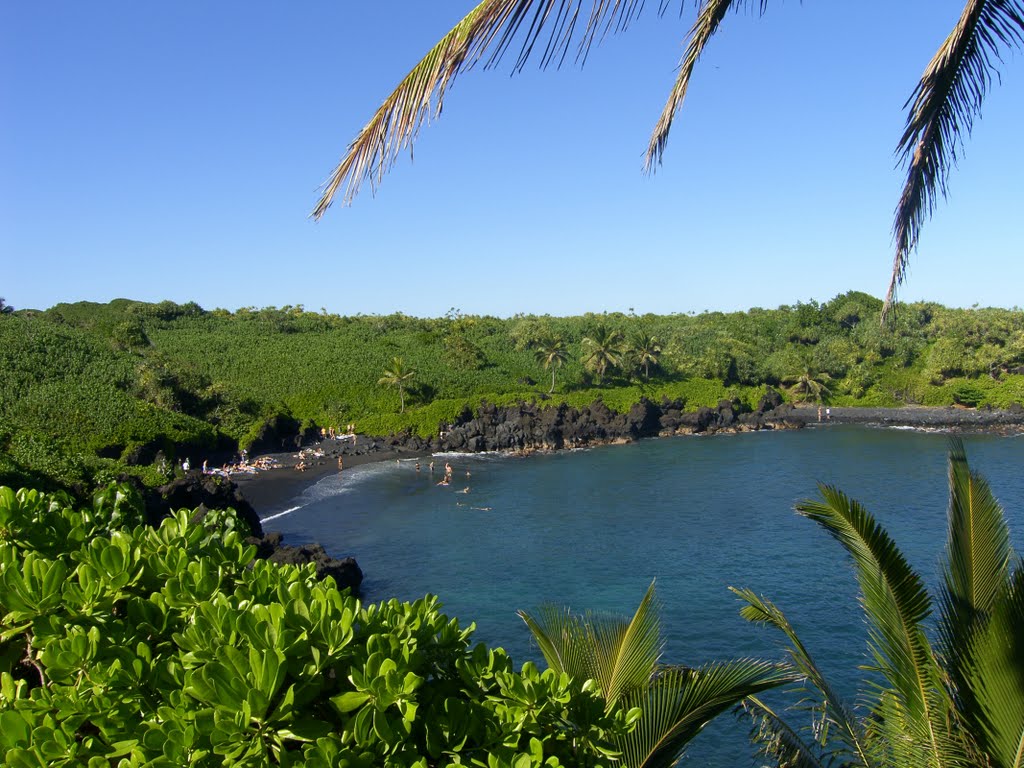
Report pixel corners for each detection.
[261,426,1024,766]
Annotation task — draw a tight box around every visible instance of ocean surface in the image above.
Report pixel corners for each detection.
[261,426,1024,766]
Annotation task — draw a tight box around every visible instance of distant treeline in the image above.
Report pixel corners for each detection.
[2,292,1023,493]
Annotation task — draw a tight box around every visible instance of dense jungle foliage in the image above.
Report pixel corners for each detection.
[2,293,1024,494]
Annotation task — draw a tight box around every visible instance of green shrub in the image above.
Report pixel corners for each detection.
[0,485,630,766]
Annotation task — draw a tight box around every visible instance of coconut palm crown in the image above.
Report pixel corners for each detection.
[582,324,625,385]
[732,438,1024,768]
[629,332,662,381]
[533,337,568,393]
[782,368,832,404]
[312,1,1024,321]
[378,356,416,413]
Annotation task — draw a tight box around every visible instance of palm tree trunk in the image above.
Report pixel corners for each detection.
[550,369,556,394]
[399,386,405,413]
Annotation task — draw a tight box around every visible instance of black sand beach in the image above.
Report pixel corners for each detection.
[235,444,431,517]
[238,405,1024,517]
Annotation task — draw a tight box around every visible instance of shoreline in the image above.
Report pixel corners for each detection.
[235,444,433,517]
[239,403,1024,517]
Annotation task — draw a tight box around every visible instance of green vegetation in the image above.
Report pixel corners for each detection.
[378,357,416,414]
[582,326,626,386]
[0,484,637,766]
[2,293,1024,495]
[519,581,792,767]
[734,439,1024,768]
[782,368,832,404]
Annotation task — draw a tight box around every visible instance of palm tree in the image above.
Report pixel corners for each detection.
[311,2,1024,320]
[629,332,662,381]
[533,337,568,393]
[378,356,415,413]
[732,439,1024,768]
[582,324,624,385]
[519,581,794,768]
[782,368,832,404]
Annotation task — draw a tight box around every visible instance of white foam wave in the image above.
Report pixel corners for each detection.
[295,459,403,504]
[261,505,304,523]
[431,450,516,462]
[880,425,950,434]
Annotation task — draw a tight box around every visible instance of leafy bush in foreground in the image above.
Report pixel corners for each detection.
[0,485,629,766]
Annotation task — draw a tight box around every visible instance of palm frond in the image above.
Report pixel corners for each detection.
[884,0,1024,320]
[590,579,664,707]
[518,579,663,707]
[743,695,833,768]
[312,0,651,218]
[617,660,795,768]
[732,587,873,767]
[517,603,595,681]
[796,487,954,767]
[644,0,764,172]
[939,437,1014,711]
[965,565,1024,768]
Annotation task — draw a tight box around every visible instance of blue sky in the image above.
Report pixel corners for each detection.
[3,2,1021,317]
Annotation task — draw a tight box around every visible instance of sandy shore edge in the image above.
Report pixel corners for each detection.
[235,445,432,517]
[238,404,1024,517]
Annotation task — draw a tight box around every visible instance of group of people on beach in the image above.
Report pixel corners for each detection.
[180,451,278,478]
[320,424,357,441]
[294,446,326,473]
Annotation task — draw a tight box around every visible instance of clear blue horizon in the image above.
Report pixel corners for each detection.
[3,2,1022,317]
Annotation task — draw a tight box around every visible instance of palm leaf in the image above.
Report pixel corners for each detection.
[645,0,758,172]
[885,0,1024,320]
[590,580,664,707]
[743,695,833,768]
[965,565,1024,768]
[796,487,954,767]
[942,437,1013,621]
[732,587,873,767]
[939,436,1014,727]
[312,0,650,218]
[516,603,595,681]
[617,661,795,768]
[518,579,662,707]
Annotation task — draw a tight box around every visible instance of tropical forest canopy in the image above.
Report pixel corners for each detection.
[2,293,1024,494]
